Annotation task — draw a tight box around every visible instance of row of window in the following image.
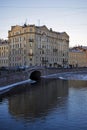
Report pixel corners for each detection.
[39,50,68,56]
[0,52,8,57]
[39,57,67,63]
[37,35,66,43]
[11,28,33,36]
[10,56,26,62]
[0,46,8,50]
[0,59,8,64]
[10,63,33,67]
[10,42,33,49]
[10,36,34,43]
[10,49,26,55]
[10,43,26,48]
[10,35,67,45]
[37,42,67,50]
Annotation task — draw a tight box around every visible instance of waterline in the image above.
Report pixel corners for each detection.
[0,79,36,95]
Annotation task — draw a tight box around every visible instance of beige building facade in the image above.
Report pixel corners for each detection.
[8,24,69,67]
[0,39,9,67]
[69,47,87,67]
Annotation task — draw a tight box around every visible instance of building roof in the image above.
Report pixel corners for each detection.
[0,39,8,45]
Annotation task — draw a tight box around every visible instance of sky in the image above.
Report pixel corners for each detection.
[0,0,87,47]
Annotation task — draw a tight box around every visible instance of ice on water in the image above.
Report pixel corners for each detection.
[0,79,35,94]
[42,72,87,81]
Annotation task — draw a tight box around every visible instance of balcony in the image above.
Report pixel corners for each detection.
[53,49,58,52]
[28,53,33,56]
[29,39,34,42]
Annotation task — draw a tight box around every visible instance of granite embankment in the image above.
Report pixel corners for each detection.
[0,67,87,87]
[0,71,28,87]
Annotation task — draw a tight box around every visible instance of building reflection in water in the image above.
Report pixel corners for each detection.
[68,80,87,88]
[8,79,69,122]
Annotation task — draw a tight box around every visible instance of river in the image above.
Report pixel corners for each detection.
[0,74,87,130]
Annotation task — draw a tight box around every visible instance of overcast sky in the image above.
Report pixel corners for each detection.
[0,0,87,47]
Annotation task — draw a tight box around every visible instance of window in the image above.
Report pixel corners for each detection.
[42,50,44,54]
[24,29,26,33]
[30,42,32,47]
[30,28,32,32]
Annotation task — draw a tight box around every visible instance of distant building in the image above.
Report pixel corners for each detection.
[0,39,9,67]
[8,24,69,67]
[69,46,87,67]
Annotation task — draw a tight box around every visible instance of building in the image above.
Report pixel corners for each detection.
[69,47,87,67]
[0,39,9,67]
[8,24,69,67]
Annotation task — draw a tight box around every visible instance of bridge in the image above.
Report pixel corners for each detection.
[0,66,46,95]
[1,66,87,88]
[1,66,87,95]
[24,66,46,80]
[0,66,46,87]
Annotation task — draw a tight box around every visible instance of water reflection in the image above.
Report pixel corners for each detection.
[8,79,68,122]
[68,80,87,88]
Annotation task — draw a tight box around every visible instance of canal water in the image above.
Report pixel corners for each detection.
[0,77,87,130]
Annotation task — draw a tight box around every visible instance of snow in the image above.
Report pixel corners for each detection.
[0,79,36,95]
[42,72,87,81]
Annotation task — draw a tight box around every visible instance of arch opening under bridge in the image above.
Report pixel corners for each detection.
[24,66,46,81]
[30,70,41,81]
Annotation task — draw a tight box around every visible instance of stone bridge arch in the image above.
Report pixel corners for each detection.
[25,67,45,81]
[30,70,41,80]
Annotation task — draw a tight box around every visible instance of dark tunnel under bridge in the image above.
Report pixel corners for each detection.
[30,70,41,81]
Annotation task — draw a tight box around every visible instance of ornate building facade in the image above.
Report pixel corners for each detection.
[0,39,9,67]
[8,24,69,67]
[69,47,87,67]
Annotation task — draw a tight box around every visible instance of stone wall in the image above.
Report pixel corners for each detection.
[0,67,87,87]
